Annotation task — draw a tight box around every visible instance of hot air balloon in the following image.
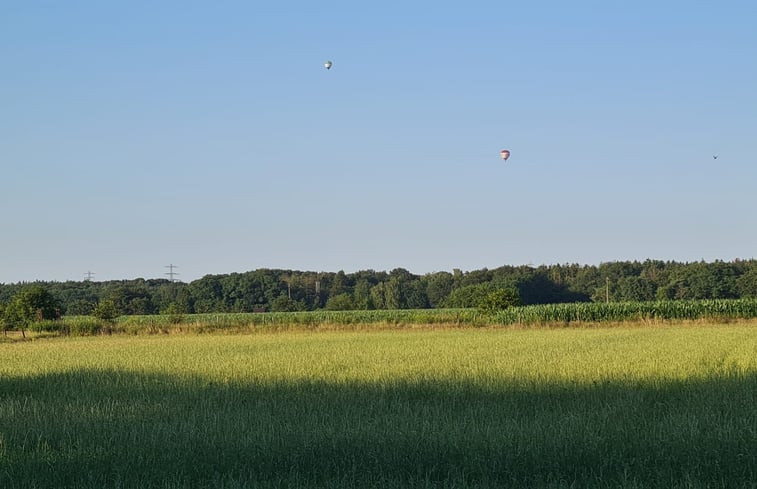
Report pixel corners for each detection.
[324,60,333,70]
[500,149,511,161]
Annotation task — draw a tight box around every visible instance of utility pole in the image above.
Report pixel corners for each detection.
[84,271,95,281]
[281,274,292,299]
[313,273,321,309]
[165,264,179,282]
[606,277,610,303]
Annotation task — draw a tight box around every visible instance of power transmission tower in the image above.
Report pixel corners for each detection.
[84,271,95,281]
[165,264,179,282]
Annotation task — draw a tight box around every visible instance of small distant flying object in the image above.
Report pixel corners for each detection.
[713,154,718,160]
[500,149,511,161]
[324,60,333,70]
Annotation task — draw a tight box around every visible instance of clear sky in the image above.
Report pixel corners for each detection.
[2,1,756,283]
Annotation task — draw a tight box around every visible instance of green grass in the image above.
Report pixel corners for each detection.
[1,325,757,488]
[21,299,757,337]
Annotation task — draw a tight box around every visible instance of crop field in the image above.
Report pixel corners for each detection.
[20,298,757,337]
[1,324,757,488]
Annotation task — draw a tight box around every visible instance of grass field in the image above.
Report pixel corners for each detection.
[1,324,756,488]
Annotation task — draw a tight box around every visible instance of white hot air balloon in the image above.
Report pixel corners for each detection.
[324,60,333,70]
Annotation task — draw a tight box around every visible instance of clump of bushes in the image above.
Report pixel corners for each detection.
[478,288,521,314]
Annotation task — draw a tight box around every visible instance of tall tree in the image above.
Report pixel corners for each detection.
[423,272,454,307]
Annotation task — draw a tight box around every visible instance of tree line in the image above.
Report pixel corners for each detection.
[1,259,756,318]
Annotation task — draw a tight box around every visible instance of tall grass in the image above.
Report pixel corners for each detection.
[1,326,756,488]
[19,298,757,337]
[118,308,483,329]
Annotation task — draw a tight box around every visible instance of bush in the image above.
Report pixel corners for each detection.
[443,284,492,308]
[478,288,521,314]
[325,293,355,311]
[269,295,306,312]
[93,299,119,322]
[162,303,185,324]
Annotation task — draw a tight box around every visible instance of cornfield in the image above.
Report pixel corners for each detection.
[115,299,757,330]
[494,298,757,325]
[24,298,757,336]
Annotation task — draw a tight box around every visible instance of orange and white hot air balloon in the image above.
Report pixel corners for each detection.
[500,149,511,161]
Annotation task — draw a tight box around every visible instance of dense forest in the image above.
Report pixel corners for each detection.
[1,259,756,316]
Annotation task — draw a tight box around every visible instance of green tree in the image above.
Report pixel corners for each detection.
[0,303,6,335]
[66,299,96,316]
[658,262,738,300]
[269,295,306,312]
[736,266,757,298]
[443,283,492,308]
[403,280,429,309]
[370,283,387,309]
[424,272,454,307]
[3,286,60,338]
[105,283,155,315]
[325,293,355,311]
[328,271,350,297]
[161,302,186,324]
[478,288,521,314]
[189,275,226,313]
[615,276,655,301]
[353,279,374,310]
[153,282,193,314]
[92,299,119,322]
[383,278,402,309]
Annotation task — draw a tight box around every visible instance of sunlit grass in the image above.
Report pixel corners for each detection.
[1,325,756,488]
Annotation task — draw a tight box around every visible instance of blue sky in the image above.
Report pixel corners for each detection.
[2,1,756,283]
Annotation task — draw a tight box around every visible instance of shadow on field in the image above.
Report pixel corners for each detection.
[1,369,756,488]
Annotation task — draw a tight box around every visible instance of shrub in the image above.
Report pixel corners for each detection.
[325,293,355,311]
[478,288,521,314]
[93,299,119,322]
[162,303,185,324]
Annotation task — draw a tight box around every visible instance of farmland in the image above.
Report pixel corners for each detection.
[2,324,757,488]
[16,298,757,337]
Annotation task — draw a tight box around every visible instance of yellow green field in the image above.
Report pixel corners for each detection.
[1,323,756,488]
